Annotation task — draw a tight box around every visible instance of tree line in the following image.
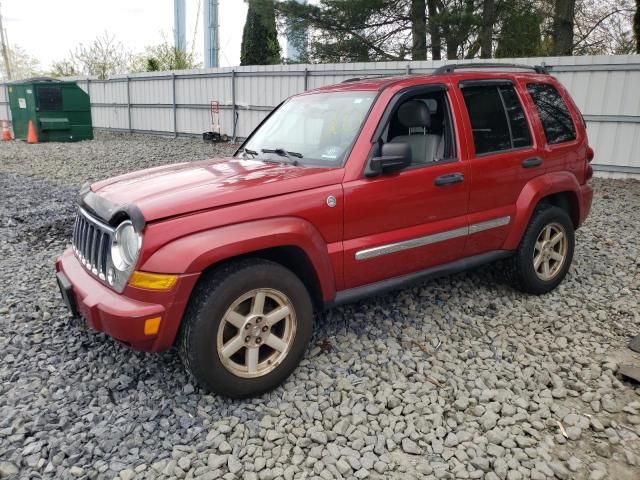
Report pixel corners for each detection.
[242,0,639,65]
[0,32,201,81]
[2,1,637,80]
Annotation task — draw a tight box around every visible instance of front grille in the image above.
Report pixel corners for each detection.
[72,208,114,281]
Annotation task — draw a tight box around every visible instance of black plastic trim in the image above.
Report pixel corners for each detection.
[78,189,146,232]
[434,63,548,75]
[459,79,514,88]
[325,250,512,309]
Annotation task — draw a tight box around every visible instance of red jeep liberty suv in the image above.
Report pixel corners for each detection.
[56,64,594,398]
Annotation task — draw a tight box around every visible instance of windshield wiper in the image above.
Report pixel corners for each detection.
[239,147,259,158]
[261,148,303,165]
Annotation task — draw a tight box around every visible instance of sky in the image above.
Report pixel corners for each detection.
[1,0,254,71]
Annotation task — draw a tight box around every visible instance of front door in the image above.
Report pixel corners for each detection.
[342,86,469,289]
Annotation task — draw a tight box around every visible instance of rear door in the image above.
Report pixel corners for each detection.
[453,79,543,256]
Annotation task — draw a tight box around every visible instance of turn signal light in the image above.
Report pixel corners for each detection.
[129,271,178,290]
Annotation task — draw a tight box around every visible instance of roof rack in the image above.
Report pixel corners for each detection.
[341,74,398,83]
[432,63,549,75]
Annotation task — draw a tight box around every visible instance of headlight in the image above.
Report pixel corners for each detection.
[110,220,141,272]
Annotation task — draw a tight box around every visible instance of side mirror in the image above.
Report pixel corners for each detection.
[367,142,411,176]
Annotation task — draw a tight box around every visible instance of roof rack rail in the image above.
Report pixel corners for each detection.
[432,63,549,75]
[341,74,397,83]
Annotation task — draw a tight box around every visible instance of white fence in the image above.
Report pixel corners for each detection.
[1,54,639,175]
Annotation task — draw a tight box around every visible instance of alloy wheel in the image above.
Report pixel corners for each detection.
[532,222,568,281]
[216,288,297,378]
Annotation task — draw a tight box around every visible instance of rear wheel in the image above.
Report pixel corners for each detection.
[510,205,575,294]
[179,259,313,398]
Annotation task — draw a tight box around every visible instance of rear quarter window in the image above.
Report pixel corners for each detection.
[527,83,576,145]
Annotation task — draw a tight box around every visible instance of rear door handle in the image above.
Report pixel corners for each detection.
[522,157,543,168]
[434,172,464,186]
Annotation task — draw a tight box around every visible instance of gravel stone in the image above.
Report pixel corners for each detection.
[402,438,421,455]
[0,135,638,479]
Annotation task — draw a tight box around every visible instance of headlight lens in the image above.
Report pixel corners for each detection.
[111,220,141,271]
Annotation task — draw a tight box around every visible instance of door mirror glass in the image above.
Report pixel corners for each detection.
[367,142,411,176]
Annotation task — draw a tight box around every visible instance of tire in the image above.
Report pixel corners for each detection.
[510,205,575,294]
[179,259,313,398]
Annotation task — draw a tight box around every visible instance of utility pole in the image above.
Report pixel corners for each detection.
[0,2,11,80]
[174,0,186,52]
[204,0,219,68]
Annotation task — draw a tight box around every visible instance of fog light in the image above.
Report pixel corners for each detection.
[129,271,178,290]
[144,316,162,335]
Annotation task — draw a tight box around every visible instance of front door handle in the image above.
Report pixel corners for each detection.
[434,172,464,187]
[522,157,543,169]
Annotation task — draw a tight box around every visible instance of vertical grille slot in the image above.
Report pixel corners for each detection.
[71,208,114,282]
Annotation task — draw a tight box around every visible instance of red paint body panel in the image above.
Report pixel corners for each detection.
[141,217,339,300]
[56,69,594,352]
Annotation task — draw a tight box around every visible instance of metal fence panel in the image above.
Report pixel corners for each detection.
[1,54,639,174]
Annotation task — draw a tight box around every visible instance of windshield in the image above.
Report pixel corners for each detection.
[239,91,377,166]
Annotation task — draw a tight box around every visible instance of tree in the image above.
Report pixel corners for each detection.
[553,0,576,55]
[479,0,496,58]
[438,0,480,60]
[0,45,41,80]
[427,0,442,59]
[496,1,544,57]
[278,0,413,62]
[54,32,132,79]
[241,0,281,65]
[50,59,81,78]
[133,38,201,72]
[571,0,636,55]
[411,0,427,60]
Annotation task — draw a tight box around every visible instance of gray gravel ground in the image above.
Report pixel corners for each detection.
[1,133,639,480]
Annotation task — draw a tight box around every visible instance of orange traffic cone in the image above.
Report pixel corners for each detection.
[1,121,11,141]
[26,119,38,144]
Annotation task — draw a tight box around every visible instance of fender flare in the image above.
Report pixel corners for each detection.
[140,217,336,301]
[503,172,582,250]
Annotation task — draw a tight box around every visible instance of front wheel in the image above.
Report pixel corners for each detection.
[510,205,575,294]
[179,259,313,398]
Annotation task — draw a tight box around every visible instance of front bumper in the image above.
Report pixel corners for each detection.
[55,248,199,351]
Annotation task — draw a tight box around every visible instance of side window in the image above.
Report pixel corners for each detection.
[461,84,532,155]
[385,89,457,166]
[36,87,63,112]
[527,83,576,144]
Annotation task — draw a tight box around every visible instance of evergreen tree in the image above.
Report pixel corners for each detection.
[241,0,281,66]
[495,1,543,58]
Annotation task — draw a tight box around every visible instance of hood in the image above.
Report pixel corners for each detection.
[88,157,343,222]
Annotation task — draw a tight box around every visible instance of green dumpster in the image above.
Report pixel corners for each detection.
[7,77,93,142]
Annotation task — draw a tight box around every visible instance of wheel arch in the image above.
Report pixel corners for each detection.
[195,245,325,312]
[503,172,582,250]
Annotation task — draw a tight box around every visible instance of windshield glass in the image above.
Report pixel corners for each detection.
[240,91,377,166]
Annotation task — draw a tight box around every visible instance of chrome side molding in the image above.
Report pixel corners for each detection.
[355,216,511,261]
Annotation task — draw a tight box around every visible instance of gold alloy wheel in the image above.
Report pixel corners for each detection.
[533,222,568,281]
[216,288,297,378]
